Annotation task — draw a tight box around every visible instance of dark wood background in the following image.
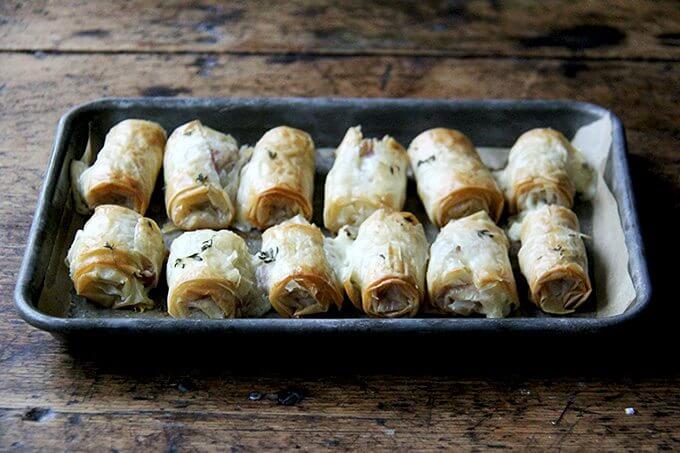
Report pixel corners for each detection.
[1,1,679,450]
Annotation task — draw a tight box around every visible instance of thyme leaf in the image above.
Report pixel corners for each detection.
[416,155,436,167]
[103,242,114,250]
[187,253,203,262]
[201,238,214,251]
[257,246,279,263]
[196,173,208,184]
[477,229,494,239]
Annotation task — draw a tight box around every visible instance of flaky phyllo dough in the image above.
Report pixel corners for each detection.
[408,128,504,227]
[513,205,592,314]
[427,211,518,318]
[236,126,315,230]
[334,209,428,318]
[256,215,343,318]
[501,128,596,213]
[66,205,165,310]
[324,126,408,233]
[71,119,166,215]
[165,120,249,230]
[166,230,270,319]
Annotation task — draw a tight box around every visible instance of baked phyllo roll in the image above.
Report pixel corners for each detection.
[66,205,165,310]
[408,128,504,227]
[257,215,343,318]
[516,205,592,314]
[339,209,428,318]
[503,128,596,213]
[71,119,166,215]
[323,126,408,232]
[166,230,269,319]
[164,120,248,230]
[236,126,315,230]
[427,211,518,318]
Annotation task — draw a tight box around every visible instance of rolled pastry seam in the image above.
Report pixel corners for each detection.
[167,230,270,319]
[502,128,596,213]
[164,120,249,230]
[71,119,167,215]
[340,209,428,318]
[517,205,592,314]
[324,126,408,232]
[236,126,315,230]
[427,211,518,318]
[408,128,504,227]
[257,215,343,318]
[65,205,165,310]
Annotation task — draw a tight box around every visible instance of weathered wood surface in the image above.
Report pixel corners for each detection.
[1,0,679,450]
[1,0,680,59]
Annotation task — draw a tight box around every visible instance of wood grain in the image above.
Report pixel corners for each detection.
[1,0,679,59]
[1,0,680,449]
[0,52,679,450]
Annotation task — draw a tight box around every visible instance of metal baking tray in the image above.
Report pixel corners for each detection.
[14,98,651,340]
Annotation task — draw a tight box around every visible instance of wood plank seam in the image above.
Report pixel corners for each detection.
[2,48,680,63]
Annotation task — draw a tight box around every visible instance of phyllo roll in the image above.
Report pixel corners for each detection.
[165,120,249,230]
[516,205,592,314]
[71,119,166,215]
[324,126,408,232]
[167,230,269,319]
[427,211,518,318]
[257,215,343,318]
[503,128,596,213]
[66,205,165,310]
[339,209,428,318]
[236,126,315,230]
[408,128,504,227]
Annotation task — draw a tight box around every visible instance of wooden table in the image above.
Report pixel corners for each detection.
[1,1,679,450]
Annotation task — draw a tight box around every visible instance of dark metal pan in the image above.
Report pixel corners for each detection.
[14,98,651,341]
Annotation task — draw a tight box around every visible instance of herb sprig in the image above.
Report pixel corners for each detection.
[257,246,279,263]
[416,155,436,167]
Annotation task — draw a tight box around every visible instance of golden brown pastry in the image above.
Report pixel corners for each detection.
[236,126,315,230]
[408,128,504,227]
[164,120,249,230]
[427,211,518,318]
[503,128,596,213]
[166,229,269,319]
[515,205,592,314]
[323,126,408,232]
[257,215,343,318]
[71,119,166,215]
[65,205,165,310]
[335,209,428,317]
